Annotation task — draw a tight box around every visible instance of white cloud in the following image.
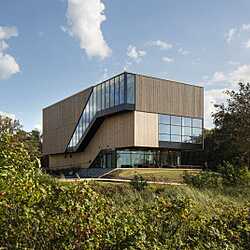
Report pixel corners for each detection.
[178,48,189,55]
[127,45,146,63]
[162,57,174,63]
[229,64,250,83]
[0,26,20,80]
[0,40,9,52]
[148,40,173,50]
[0,53,20,80]
[241,23,250,31]
[204,89,227,129]
[245,39,250,48]
[66,0,111,59]
[0,26,18,40]
[225,28,237,43]
[0,111,15,120]
[211,71,227,83]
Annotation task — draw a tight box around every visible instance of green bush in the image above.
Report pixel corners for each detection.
[0,133,250,249]
[218,161,248,185]
[129,174,148,191]
[183,170,223,189]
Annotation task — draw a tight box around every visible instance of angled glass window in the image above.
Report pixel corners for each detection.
[110,79,114,107]
[101,83,105,110]
[115,77,120,106]
[127,73,135,104]
[96,85,101,112]
[89,95,93,122]
[85,102,90,127]
[105,81,110,109]
[119,74,125,104]
[93,87,96,116]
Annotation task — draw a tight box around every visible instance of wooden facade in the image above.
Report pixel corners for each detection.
[43,72,204,170]
[43,87,92,155]
[49,112,134,169]
[136,74,204,118]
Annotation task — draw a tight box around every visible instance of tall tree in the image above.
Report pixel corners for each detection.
[213,82,250,168]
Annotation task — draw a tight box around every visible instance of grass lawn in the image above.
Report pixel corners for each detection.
[103,168,201,183]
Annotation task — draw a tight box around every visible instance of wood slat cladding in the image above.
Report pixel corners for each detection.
[49,111,134,170]
[135,75,204,118]
[43,87,92,155]
[134,111,159,147]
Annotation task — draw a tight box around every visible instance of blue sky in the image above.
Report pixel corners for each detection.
[1,0,250,131]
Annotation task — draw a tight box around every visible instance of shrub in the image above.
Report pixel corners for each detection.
[217,161,248,185]
[183,170,223,189]
[129,174,148,191]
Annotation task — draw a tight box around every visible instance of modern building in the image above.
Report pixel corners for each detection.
[43,72,204,175]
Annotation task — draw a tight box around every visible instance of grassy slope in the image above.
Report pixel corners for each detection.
[104,168,201,183]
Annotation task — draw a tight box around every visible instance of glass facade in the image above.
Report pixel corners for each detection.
[67,73,135,151]
[159,114,203,144]
[92,149,182,168]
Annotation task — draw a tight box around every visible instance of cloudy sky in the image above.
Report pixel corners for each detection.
[1,0,250,131]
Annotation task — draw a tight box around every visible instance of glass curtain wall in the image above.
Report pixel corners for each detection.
[159,114,203,144]
[67,73,135,151]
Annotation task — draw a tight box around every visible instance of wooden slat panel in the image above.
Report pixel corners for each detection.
[49,111,135,170]
[134,111,159,147]
[136,75,204,118]
[42,87,92,155]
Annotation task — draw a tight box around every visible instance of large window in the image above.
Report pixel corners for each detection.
[67,72,136,151]
[159,114,203,144]
[127,73,135,104]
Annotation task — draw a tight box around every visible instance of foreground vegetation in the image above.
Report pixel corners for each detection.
[0,132,249,249]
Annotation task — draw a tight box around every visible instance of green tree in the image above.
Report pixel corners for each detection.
[213,82,250,168]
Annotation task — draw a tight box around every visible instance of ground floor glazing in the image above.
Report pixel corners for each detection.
[91,148,202,169]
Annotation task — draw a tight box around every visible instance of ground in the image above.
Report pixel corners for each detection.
[103,168,201,183]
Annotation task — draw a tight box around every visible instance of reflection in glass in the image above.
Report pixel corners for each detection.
[171,135,182,142]
[171,125,181,135]
[171,116,182,126]
[159,114,203,145]
[159,114,170,124]
[120,75,124,104]
[159,124,171,134]
[192,127,202,137]
[110,79,114,107]
[127,74,135,104]
[192,118,202,128]
[182,126,192,136]
[182,117,191,127]
[101,83,105,110]
[105,81,109,109]
[115,77,120,106]
[159,133,170,141]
